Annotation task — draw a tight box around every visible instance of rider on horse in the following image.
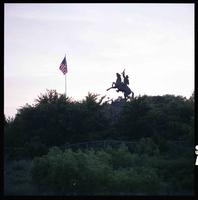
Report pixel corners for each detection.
[107,69,134,99]
[122,69,129,86]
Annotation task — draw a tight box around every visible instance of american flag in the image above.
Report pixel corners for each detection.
[59,56,68,75]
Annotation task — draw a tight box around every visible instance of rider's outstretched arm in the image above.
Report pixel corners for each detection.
[122,72,126,79]
[122,69,125,77]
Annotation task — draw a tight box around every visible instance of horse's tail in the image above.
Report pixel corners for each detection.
[131,91,134,99]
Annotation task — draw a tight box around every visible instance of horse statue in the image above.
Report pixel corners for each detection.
[107,70,134,100]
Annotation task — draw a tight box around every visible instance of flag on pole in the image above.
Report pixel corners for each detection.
[59,56,68,75]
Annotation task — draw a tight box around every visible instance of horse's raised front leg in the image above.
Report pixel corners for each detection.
[107,86,116,91]
[106,87,112,91]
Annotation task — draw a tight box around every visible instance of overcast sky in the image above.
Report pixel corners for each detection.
[4,3,194,118]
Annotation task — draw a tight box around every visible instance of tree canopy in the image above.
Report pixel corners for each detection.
[5,90,194,159]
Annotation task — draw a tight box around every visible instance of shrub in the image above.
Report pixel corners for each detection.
[30,144,193,195]
[4,160,36,195]
[135,137,159,156]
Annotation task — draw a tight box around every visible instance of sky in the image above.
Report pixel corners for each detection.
[4,3,194,118]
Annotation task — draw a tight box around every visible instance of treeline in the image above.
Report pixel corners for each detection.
[4,90,194,195]
[5,89,194,159]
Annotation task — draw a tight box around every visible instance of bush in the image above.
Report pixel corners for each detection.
[30,144,193,195]
[135,137,160,156]
[4,160,36,195]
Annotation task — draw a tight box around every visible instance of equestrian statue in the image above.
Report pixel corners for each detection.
[106,69,134,100]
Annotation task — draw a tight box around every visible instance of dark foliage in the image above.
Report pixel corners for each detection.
[116,95,194,141]
[4,90,194,195]
[29,145,193,195]
[4,90,194,159]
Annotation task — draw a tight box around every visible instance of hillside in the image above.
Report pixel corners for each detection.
[4,90,194,195]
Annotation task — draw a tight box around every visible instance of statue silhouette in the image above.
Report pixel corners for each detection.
[112,73,122,92]
[122,69,129,86]
[107,69,134,100]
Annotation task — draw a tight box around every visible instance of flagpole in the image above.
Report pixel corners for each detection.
[65,53,67,98]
